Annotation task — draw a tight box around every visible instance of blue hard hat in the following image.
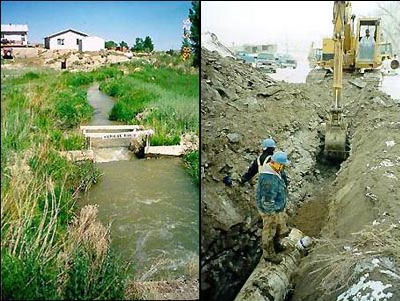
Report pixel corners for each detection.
[271,151,290,165]
[263,138,276,148]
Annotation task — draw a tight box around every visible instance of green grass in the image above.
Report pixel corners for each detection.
[97,58,199,181]
[1,248,59,300]
[92,66,124,81]
[53,88,93,128]
[64,72,94,87]
[1,65,128,300]
[99,65,198,142]
[183,150,199,185]
[128,65,198,98]
[1,58,198,300]
[99,78,158,122]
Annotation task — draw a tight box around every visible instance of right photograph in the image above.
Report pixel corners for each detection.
[200,1,400,301]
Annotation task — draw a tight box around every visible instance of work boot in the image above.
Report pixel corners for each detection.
[273,236,287,253]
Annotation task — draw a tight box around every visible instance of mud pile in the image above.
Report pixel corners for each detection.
[201,47,400,300]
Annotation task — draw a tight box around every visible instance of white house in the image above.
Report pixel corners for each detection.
[1,24,29,46]
[44,28,105,51]
[79,36,105,52]
[44,29,88,50]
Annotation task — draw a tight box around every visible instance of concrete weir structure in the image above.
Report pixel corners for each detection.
[80,125,184,161]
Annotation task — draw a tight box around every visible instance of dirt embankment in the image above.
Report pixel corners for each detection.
[2,48,136,71]
[201,48,400,300]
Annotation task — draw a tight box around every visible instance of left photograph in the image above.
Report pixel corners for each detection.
[1,1,199,300]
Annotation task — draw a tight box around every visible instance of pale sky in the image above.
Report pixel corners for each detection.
[202,1,380,53]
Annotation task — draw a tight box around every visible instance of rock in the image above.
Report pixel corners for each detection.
[180,133,199,154]
[349,79,367,89]
[59,150,94,162]
[227,133,240,144]
[256,85,283,97]
[129,135,146,158]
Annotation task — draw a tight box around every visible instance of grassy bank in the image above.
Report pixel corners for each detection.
[183,150,199,185]
[1,69,127,300]
[1,56,198,299]
[98,54,199,182]
[99,64,198,146]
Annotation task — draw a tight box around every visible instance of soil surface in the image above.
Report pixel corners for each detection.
[125,279,199,300]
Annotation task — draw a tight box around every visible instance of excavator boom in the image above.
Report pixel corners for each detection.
[324,1,349,160]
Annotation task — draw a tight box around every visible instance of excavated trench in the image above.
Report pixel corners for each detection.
[288,146,341,239]
[201,47,400,301]
[234,141,347,301]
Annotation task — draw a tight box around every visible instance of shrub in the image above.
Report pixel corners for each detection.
[65,72,94,87]
[64,248,126,300]
[103,80,157,122]
[1,249,59,300]
[50,130,87,151]
[128,66,198,98]
[53,88,93,128]
[183,150,199,185]
[23,71,40,80]
[93,66,123,81]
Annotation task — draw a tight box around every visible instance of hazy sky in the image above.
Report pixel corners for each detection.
[202,1,379,52]
[1,1,191,50]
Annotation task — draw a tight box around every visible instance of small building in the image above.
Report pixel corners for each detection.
[44,28,104,51]
[79,36,105,52]
[44,28,88,50]
[1,24,29,46]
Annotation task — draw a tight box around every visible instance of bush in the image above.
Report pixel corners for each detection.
[101,79,157,122]
[183,150,199,185]
[23,71,40,80]
[65,72,94,87]
[128,66,198,98]
[53,88,93,128]
[50,130,87,151]
[1,249,59,300]
[93,66,123,81]
[64,248,126,300]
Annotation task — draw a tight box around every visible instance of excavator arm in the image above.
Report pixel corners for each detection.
[324,1,349,160]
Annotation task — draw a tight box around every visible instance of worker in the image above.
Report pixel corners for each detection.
[256,151,291,264]
[240,138,289,187]
[359,28,375,60]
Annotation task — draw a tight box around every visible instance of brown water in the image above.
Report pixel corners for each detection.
[77,84,199,279]
[84,83,120,125]
[78,159,199,278]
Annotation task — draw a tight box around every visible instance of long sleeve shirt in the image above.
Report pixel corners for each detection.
[241,150,289,187]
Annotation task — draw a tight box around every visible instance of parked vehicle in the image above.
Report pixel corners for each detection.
[275,54,297,69]
[256,52,277,73]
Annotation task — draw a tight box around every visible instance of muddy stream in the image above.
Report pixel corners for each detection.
[77,84,199,279]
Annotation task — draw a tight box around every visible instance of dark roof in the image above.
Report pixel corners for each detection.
[45,28,88,39]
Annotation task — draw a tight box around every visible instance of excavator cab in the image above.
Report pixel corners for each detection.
[355,18,381,69]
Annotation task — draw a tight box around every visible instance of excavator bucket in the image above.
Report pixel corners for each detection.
[324,122,347,161]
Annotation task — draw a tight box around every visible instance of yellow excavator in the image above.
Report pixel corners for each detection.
[319,1,399,160]
[307,1,399,84]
